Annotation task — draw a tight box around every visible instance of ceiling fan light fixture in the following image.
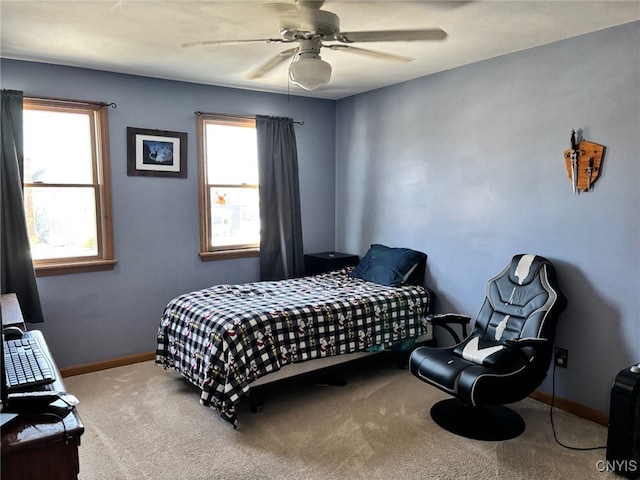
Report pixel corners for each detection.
[289,53,332,91]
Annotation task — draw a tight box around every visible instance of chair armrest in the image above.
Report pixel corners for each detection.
[504,337,551,363]
[426,313,471,344]
[504,337,550,349]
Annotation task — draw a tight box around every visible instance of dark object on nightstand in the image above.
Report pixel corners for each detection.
[304,252,359,276]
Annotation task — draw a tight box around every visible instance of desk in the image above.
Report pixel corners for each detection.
[1,331,84,480]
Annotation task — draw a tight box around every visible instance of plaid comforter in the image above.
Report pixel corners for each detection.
[155,268,432,427]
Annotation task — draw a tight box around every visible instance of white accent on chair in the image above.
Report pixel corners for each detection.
[506,287,516,304]
[514,254,535,285]
[462,337,504,364]
[495,315,510,340]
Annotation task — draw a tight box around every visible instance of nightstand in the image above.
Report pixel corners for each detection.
[304,252,359,276]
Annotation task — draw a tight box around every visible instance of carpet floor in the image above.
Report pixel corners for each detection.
[63,356,615,480]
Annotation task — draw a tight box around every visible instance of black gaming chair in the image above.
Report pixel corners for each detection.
[409,254,566,440]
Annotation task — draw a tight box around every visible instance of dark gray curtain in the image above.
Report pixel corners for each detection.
[1,90,44,323]
[256,115,304,281]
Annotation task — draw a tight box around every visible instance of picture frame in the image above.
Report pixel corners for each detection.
[127,127,187,178]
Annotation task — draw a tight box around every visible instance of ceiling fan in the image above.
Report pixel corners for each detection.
[183,0,448,91]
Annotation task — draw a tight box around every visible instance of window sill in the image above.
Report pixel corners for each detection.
[35,259,118,277]
[199,249,259,262]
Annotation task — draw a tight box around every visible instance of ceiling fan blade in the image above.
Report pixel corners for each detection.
[182,38,284,48]
[336,29,447,43]
[324,44,413,63]
[247,47,298,79]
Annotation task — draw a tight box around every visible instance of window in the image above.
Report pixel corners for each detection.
[197,114,259,260]
[23,98,116,276]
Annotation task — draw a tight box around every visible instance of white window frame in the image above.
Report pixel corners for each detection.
[23,97,116,276]
[197,113,260,261]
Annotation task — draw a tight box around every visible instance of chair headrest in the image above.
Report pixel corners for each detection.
[507,254,548,285]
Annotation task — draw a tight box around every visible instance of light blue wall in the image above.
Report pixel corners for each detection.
[0,60,337,368]
[335,21,639,414]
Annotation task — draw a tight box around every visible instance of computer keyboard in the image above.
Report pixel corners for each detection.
[4,336,56,390]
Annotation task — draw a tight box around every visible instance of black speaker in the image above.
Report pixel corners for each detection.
[607,364,640,479]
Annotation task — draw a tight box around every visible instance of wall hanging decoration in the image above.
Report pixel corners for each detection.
[127,127,187,178]
[563,129,605,194]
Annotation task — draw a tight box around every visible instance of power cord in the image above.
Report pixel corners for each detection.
[549,360,606,451]
[22,411,71,444]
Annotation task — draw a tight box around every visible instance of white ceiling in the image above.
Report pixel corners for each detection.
[1,1,639,100]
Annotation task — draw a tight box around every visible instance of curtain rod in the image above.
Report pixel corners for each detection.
[23,93,117,109]
[194,111,304,126]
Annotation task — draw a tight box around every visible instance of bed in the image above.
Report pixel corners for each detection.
[155,244,433,428]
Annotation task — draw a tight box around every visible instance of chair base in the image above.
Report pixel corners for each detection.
[430,398,526,441]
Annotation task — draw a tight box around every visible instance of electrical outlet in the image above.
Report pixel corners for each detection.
[555,347,568,368]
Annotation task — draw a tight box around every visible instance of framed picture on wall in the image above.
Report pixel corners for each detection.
[127,127,187,178]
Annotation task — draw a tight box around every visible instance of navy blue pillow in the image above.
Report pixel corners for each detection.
[349,244,427,286]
